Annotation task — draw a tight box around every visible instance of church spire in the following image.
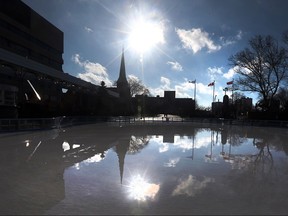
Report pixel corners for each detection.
[117,47,130,99]
[117,47,128,86]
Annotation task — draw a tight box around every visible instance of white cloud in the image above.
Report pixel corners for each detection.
[84,26,93,33]
[149,76,172,97]
[236,30,243,40]
[223,67,236,79]
[167,61,183,72]
[72,54,112,86]
[160,76,171,88]
[176,28,221,54]
[128,74,140,82]
[174,80,193,98]
[220,36,236,46]
[207,66,223,80]
[220,30,243,46]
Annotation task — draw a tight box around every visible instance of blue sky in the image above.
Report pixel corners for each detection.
[22,0,288,107]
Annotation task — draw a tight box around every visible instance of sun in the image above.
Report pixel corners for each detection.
[128,17,165,54]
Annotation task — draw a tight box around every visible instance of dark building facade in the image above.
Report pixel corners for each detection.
[133,90,195,117]
[211,95,253,119]
[0,0,64,71]
[0,0,116,118]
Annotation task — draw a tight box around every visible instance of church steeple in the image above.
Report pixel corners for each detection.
[117,48,128,86]
[117,48,130,98]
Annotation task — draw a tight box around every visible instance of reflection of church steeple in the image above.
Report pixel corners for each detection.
[116,48,130,99]
[115,138,130,184]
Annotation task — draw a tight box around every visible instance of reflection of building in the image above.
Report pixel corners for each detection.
[134,90,195,117]
[114,138,131,184]
[0,135,65,215]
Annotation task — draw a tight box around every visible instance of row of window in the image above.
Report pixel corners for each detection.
[0,89,17,106]
[0,36,62,71]
[0,19,62,56]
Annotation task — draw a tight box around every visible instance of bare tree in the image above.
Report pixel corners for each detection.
[127,76,150,97]
[283,30,288,45]
[229,35,288,111]
[113,76,150,97]
[231,91,245,104]
[274,87,288,111]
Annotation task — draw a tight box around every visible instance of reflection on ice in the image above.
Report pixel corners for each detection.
[125,174,160,201]
[1,123,288,215]
[164,157,180,167]
[84,152,106,163]
[62,141,70,152]
[172,175,215,197]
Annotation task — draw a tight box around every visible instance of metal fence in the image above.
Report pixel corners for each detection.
[1,115,288,132]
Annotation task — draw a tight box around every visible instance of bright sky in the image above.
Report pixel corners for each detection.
[22,0,288,107]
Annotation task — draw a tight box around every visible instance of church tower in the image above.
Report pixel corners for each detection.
[116,48,130,99]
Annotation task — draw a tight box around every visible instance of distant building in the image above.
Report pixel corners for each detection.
[212,101,223,117]
[211,95,253,119]
[133,90,195,117]
[235,97,253,118]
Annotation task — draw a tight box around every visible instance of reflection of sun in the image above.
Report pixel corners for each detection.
[125,174,160,201]
[128,17,165,54]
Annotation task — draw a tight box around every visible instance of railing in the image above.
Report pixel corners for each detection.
[106,116,288,128]
[1,116,288,132]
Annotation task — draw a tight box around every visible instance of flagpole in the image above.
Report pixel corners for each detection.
[212,81,215,102]
[194,80,196,101]
[232,85,234,104]
[231,79,234,104]
[189,79,196,101]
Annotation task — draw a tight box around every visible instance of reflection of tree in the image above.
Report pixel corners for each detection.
[252,138,274,180]
[220,139,274,176]
[221,126,248,147]
[229,133,247,147]
[128,135,150,154]
[223,138,278,202]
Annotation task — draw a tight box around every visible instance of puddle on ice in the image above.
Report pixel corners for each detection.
[1,122,288,215]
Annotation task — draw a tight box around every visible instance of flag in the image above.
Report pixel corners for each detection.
[208,81,214,86]
[227,80,233,85]
[189,79,196,84]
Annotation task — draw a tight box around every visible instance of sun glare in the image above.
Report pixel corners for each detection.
[128,18,165,54]
[125,174,160,201]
